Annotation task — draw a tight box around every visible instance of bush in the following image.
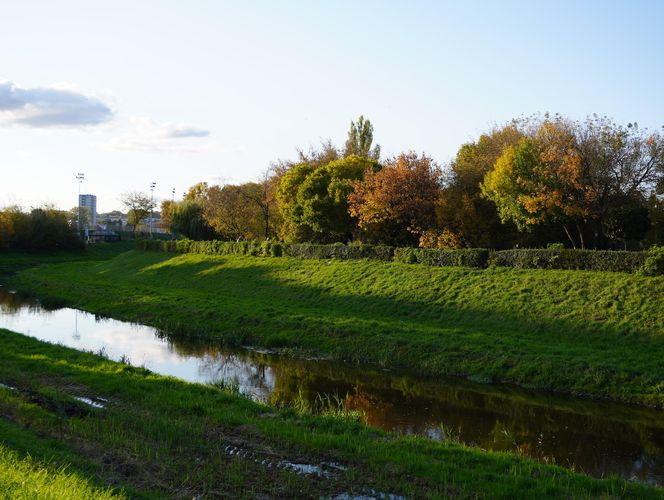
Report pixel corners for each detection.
[490,249,647,273]
[393,248,490,268]
[287,243,394,261]
[641,246,664,276]
[137,239,648,275]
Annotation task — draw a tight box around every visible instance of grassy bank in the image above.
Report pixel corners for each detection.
[0,241,134,276]
[0,329,659,498]
[7,250,664,408]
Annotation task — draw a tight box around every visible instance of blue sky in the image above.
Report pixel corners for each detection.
[1,0,663,212]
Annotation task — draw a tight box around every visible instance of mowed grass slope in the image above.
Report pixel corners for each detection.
[8,250,664,406]
[0,329,660,498]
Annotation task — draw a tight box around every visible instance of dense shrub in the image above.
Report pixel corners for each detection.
[287,243,394,261]
[393,248,490,268]
[490,249,647,273]
[641,246,664,276]
[0,207,83,251]
[138,239,654,275]
[137,239,288,258]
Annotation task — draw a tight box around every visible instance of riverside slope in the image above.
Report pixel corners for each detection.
[7,249,664,408]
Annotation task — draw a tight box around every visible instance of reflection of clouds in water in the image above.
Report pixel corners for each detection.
[197,353,275,401]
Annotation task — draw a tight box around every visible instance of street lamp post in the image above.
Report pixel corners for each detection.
[75,173,85,233]
[149,181,156,237]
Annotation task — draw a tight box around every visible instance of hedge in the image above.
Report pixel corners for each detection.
[136,239,660,275]
[489,249,647,273]
[287,243,394,261]
[393,248,490,268]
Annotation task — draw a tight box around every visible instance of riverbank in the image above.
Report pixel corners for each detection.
[0,328,660,498]
[6,249,664,408]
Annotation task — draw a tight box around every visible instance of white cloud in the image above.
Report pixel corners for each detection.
[0,80,113,128]
[106,117,214,153]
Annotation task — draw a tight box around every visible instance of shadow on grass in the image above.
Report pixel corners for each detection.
[11,251,664,405]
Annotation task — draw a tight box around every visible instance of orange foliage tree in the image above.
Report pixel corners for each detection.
[348,152,442,245]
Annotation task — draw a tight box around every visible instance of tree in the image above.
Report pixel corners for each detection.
[232,169,280,240]
[437,124,524,248]
[481,115,664,248]
[348,152,441,246]
[170,199,216,240]
[482,119,597,248]
[120,192,155,233]
[344,115,380,160]
[276,156,378,242]
[205,184,265,241]
[184,182,210,201]
[602,196,651,249]
[159,200,176,231]
[67,206,91,230]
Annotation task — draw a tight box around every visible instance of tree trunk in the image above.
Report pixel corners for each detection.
[576,223,586,249]
[562,225,577,248]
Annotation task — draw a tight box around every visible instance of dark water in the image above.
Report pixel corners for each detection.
[0,287,663,485]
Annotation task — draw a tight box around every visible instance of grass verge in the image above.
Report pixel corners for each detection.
[6,250,664,407]
[0,329,660,498]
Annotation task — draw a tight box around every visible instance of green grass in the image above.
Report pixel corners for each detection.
[0,329,660,498]
[0,442,121,499]
[0,241,134,276]
[7,250,664,408]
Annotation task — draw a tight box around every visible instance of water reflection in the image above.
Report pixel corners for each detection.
[0,287,663,485]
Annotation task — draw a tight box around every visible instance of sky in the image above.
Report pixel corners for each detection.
[1,0,663,213]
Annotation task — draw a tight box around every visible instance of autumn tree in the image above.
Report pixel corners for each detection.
[437,124,524,247]
[184,182,210,201]
[160,200,176,231]
[205,183,265,240]
[344,115,380,160]
[482,115,664,248]
[348,152,441,246]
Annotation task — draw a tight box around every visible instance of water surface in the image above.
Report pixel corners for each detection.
[0,287,662,485]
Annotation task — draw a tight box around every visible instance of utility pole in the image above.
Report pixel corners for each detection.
[149,181,156,237]
[171,188,175,201]
[75,173,85,233]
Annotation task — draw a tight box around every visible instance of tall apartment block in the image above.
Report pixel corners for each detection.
[79,194,97,227]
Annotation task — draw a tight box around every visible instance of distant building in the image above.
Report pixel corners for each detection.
[79,194,97,227]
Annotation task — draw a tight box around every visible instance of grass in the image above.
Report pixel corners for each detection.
[0,328,660,498]
[6,249,664,408]
[0,241,134,275]
[0,442,121,499]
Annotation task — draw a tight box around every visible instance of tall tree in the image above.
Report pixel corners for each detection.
[277,156,378,242]
[205,183,265,241]
[348,152,441,246]
[481,119,596,248]
[344,115,380,160]
[437,124,524,248]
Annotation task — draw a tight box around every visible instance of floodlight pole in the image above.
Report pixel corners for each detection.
[149,182,156,237]
[75,173,85,233]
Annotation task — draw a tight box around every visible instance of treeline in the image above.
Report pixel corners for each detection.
[161,114,664,250]
[0,206,83,251]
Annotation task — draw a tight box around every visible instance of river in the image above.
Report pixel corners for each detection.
[0,286,662,485]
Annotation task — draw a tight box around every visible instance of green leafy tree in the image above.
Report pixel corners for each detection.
[170,199,216,240]
[344,115,380,160]
[277,156,378,242]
